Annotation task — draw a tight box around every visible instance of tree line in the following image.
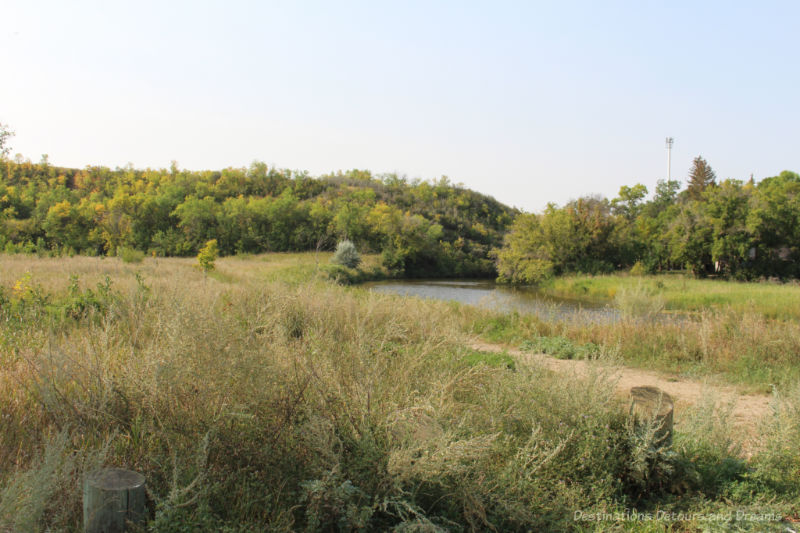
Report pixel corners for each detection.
[0,157,516,277]
[2,117,798,284]
[496,157,800,283]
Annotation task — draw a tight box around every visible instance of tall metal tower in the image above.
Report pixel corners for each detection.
[665,137,674,181]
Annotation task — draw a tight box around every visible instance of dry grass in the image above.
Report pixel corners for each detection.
[613,283,667,320]
[1,253,799,531]
[466,299,800,392]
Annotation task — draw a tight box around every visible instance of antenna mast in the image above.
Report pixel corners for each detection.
[665,137,674,181]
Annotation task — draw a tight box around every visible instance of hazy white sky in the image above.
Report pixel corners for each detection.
[2,0,798,212]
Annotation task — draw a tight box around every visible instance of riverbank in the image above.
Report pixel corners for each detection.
[463,301,800,392]
[363,275,800,391]
[541,273,800,321]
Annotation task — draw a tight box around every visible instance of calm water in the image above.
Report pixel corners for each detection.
[363,279,620,323]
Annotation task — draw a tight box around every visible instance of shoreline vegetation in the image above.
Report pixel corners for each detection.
[542,273,800,321]
[2,253,800,531]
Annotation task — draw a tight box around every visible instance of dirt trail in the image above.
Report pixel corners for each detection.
[470,340,773,453]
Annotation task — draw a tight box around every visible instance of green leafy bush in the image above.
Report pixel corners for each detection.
[118,246,145,264]
[197,239,218,272]
[521,335,600,360]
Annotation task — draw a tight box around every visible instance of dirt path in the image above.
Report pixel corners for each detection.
[469,340,773,454]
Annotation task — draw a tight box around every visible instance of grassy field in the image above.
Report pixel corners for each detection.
[1,253,800,531]
[476,273,800,390]
[467,303,800,392]
[544,274,800,320]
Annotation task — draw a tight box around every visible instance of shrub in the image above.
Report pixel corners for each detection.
[332,240,361,269]
[629,261,647,276]
[521,335,600,360]
[197,239,218,272]
[118,246,145,264]
[495,254,554,286]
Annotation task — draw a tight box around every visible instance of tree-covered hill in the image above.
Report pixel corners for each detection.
[5,150,798,282]
[0,159,517,277]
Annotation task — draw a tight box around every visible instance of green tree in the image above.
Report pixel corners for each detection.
[558,196,619,273]
[173,196,220,252]
[611,183,648,221]
[667,201,713,275]
[368,203,444,276]
[704,179,752,277]
[651,180,681,208]
[611,184,649,267]
[686,156,716,200]
[746,170,800,277]
[98,194,136,255]
[494,196,621,284]
[493,213,554,285]
[42,199,94,252]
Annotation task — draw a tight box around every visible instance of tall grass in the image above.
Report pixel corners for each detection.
[0,254,798,530]
[547,274,800,321]
[613,283,666,320]
[467,303,800,390]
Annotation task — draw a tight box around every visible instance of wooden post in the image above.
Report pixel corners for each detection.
[629,386,674,447]
[83,468,146,533]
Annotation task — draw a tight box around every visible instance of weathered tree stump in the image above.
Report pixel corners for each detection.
[83,468,146,533]
[629,386,674,447]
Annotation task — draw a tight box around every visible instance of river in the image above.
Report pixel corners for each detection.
[362,279,620,323]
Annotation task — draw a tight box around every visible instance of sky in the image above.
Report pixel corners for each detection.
[2,0,798,212]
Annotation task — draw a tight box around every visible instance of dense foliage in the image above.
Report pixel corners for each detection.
[0,159,515,277]
[4,148,798,282]
[497,157,800,283]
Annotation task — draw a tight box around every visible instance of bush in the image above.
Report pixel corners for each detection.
[118,246,145,264]
[521,335,600,360]
[496,257,554,286]
[197,239,219,272]
[629,261,647,276]
[332,240,361,269]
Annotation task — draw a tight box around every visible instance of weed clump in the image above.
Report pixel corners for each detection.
[463,349,516,370]
[521,335,600,360]
[614,282,666,320]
